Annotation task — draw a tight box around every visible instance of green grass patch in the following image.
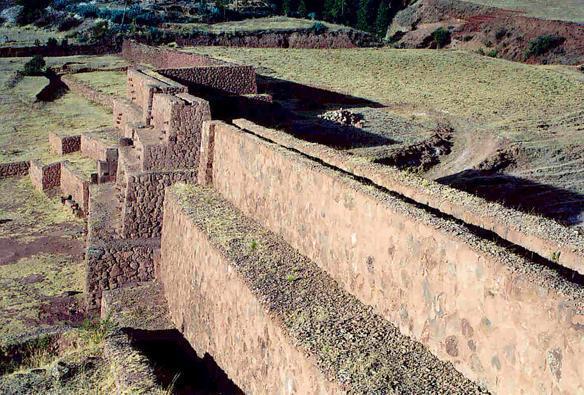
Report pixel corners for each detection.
[72,71,127,97]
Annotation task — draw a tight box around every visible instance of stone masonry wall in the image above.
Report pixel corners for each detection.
[206,121,584,394]
[127,69,187,126]
[233,119,584,277]
[140,93,211,171]
[86,239,158,310]
[49,132,81,155]
[60,161,90,213]
[122,40,222,69]
[160,188,341,394]
[81,133,118,163]
[159,65,258,95]
[120,169,198,238]
[29,160,61,191]
[0,161,30,179]
[113,98,142,138]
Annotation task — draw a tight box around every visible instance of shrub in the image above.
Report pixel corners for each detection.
[75,3,99,18]
[46,37,59,48]
[311,21,328,35]
[495,27,507,40]
[58,15,82,31]
[486,49,498,58]
[22,55,46,75]
[525,35,565,58]
[432,27,450,49]
[16,0,51,25]
[61,38,69,48]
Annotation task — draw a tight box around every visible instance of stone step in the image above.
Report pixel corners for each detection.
[88,183,123,242]
[159,183,487,394]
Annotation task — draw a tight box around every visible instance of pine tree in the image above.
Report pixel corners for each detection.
[374,0,390,37]
[356,0,374,32]
[298,0,308,17]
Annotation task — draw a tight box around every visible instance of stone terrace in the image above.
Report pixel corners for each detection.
[1,41,581,394]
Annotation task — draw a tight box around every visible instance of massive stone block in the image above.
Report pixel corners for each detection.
[202,120,584,394]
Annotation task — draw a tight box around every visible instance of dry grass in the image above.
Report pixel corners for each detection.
[189,47,583,125]
[72,70,127,97]
[0,26,71,48]
[462,0,584,22]
[165,16,349,34]
[0,57,114,165]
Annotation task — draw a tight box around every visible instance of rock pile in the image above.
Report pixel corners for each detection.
[319,108,364,128]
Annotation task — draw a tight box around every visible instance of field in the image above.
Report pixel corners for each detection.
[0,26,71,48]
[190,46,584,224]
[72,70,127,97]
[0,176,85,344]
[462,0,584,22]
[165,16,350,34]
[0,56,125,175]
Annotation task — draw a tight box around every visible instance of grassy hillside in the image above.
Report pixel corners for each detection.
[189,47,583,124]
[462,0,584,22]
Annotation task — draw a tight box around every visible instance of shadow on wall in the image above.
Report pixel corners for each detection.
[437,170,584,226]
[128,328,244,395]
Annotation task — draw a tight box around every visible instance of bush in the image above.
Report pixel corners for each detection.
[46,37,59,48]
[58,15,82,31]
[74,3,99,18]
[486,49,498,58]
[16,0,51,25]
[432,27,450,49]
[22,55,46,75]
[311,21,328,35]
[525,35,565,58]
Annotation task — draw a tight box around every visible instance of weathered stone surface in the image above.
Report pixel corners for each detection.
[206,120,584,394]
[160,184,485,394]
[0,161,29,179]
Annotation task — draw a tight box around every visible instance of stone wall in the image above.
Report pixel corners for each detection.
[60,161,90,214]
[86,238,158,310]
[49,132,81,155]
[173,29,380,49]
[233,119,584,277]
[159,65,257,95]
[29,160,61,191]
[81,133,118,163]
[113,98,142,138]
[160,187,342,394]
[61,75,115,110]
[204,121,584,394]
[120,169,198,238]
[139,93,211,171]
[129,69,187,126]
[0,161,30,179]
[121,40,222,69]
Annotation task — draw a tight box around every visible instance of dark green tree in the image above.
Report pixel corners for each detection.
[16,0,51,25]
[374,0,390,37]
[298,0,308,17]
[356,0,375,32]
[23,55,46,76]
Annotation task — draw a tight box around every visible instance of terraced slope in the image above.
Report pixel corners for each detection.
[189,46,584,226]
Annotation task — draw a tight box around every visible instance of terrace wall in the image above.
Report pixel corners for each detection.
[81,133,118,163]
[139,93,211,171]
[122,40,222,69]
[160,188,341,394]
[159,65,258,95]
[48,132,81,155]
[203,121,584,394]
[120,169,198,238]
[60,161,90,214]
[29,160,61,191]
[113,98,142,138]
[86,238,158,310]
[0,161,30,179]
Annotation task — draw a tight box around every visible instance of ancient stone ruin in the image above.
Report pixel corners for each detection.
[1,40,582,393]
